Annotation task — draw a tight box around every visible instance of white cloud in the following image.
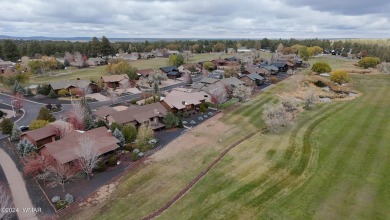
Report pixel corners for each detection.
[0,0,389,38]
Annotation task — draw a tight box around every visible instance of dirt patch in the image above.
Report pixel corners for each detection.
[148,113,231,162]
[78,182,119,207]
[279,75,360,102]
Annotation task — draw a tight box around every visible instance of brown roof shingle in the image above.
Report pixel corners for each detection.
[43,127,120,164]
[109,102,167,124]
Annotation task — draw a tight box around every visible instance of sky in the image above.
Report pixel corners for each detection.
[1,0,390,39]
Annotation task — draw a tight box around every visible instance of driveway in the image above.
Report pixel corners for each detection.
[86,93,110,102]
[0,147,38,220]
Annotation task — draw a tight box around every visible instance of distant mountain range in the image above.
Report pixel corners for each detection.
[0,35,215,42]
[0,35,359,42]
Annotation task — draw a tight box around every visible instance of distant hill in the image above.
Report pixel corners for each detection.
[0,35,203,42]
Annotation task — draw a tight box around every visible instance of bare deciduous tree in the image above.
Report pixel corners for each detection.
[303,90,318,110]
[37,162,78,192]
[262,103,293,134]
[67,101,85,130]
[232,85,253,101]
[0,183,14,220]
[75,135,99,180]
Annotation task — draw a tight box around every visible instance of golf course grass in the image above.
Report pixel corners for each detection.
[67,64,390,220]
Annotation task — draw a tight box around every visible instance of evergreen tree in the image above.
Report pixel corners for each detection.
[89,37,101,57]
[17,139,36,156]
[2,40,19,61]
[36,107,56,122]
[113,128,125,147]
[10,124,22,141]
[101,36,114,56]
[0,118,14,135]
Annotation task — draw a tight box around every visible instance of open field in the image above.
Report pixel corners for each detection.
[28,66,107,85]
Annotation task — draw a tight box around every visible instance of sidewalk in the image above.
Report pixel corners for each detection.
[0,148,38,220]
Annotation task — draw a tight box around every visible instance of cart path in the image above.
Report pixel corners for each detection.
[0,148,39,220]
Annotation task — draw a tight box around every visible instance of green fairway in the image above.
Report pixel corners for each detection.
[66,57,390,220]
[156,74,390,220]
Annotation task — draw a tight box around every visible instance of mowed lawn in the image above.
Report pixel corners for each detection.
[157,74,390,219]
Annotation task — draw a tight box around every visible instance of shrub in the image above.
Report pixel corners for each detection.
[57,89,69,97]
[135,125,154,151]
[95,160,107,172]
[65,194,74,204]
[358,57,380,69]
[131,152,138,161]
[183,111,190,118]
[48,90,57,99]
[178,118,184,128]
[107,155,118,167]
[199,103,207,112]
[131,99,137,104]
[55,200,68,209]
[29,120,49,130]
[37,84,51,95]
[311,62,332,73]
[0,118,14,135]
[51,196,60,204]
[330,70,350,84]
[124,144,133,151]
[113,128,125,147]
[163,112,179,129]
[122,124,137,143]
[270,76,279,84]
[262,104,293,134]
[96,120,107,128]
[25,87,34,96]
[0,110,4,117]
[110,122,123,132]
[10,124,22,141]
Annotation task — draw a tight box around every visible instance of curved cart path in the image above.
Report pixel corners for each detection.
[0,148,38,220]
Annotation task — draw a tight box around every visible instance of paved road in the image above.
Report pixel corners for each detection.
[0,147,39,220]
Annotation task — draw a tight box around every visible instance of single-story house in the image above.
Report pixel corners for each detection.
[49,79,100,94]
[210,70,225,79]
[20,121,73,147]
[137,68,155,78]
[87,57,107,66]
[220,77,245,88]
[225,57,241,62]
[178,63,202,75]
[0,61,15,74]
[107,102,167,130]
[116,53,138,61]
[101,74,131,89]
[212,58,226,68]
[271,62,289,72]
[40,127,120,165]
[94,106,118,121]
[260,64,279,75]
[200,77,220,85]
[161,90,209,115]
[240,73,265,86]
[160,66,181,79]
[21,125,58,147]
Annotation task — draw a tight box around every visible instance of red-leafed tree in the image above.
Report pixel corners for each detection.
[66,101,85,130]
[12,92,24,113]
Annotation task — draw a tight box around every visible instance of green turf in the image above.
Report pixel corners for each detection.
[156,74,390,220]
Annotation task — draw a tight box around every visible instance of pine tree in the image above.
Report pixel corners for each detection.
[17,139,36,156]
[10,124,22,141]
[37,107,56,122]
[113,128,125,147]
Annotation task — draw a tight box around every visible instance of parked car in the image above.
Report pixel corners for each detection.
[18,125,29,132]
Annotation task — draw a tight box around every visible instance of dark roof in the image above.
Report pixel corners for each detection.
[160,66,179,73]
[260,65,279,71]
[225,57,240,62]
[246,73,265,81]
[272,62,288,68]
[166,71,180,76]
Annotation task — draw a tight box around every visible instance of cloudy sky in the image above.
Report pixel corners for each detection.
[1,0,390,38]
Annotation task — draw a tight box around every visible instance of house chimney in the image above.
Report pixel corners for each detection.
[182,101,185,105]
[107,130,112,136]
